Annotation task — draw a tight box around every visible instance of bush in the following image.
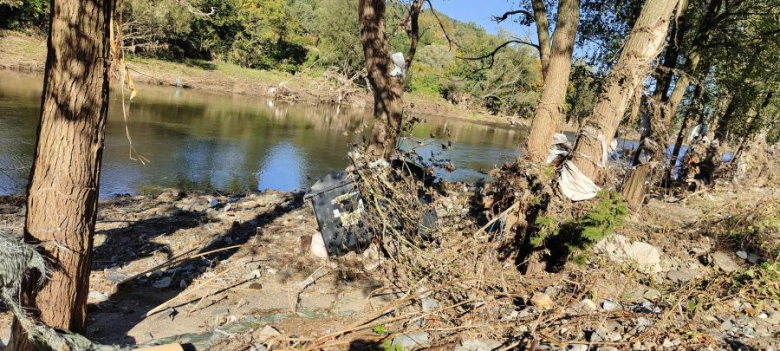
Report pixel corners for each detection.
[0,0,49,30]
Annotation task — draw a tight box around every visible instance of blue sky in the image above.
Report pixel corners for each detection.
[430,0,534,37]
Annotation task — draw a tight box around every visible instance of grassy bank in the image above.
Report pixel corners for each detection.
[0,30,516,126]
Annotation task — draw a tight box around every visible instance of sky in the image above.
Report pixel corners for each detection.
[429,0,535,38]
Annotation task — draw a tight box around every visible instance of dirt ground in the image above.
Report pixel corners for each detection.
[0,174,778,350]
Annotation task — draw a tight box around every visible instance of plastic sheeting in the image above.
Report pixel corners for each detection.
[559,161,601,201]
[390,52,406,77]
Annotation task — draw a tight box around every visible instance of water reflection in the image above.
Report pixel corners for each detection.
[0,70,528,197]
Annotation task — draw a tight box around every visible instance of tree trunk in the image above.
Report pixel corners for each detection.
[359,0,423,159]
[523,0,580,163]
[531,0,552,77]
[10,0,113,349]
[569,0,678,183]
[666,83,704,183]
[622,163,651,209]
[631,0,689,166]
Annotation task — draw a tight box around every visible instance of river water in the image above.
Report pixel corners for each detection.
[0,70,528,197]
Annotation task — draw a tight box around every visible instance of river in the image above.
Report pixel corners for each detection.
[0,70,528,197]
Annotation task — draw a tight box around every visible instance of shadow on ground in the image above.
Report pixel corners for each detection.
[85,193,303,346]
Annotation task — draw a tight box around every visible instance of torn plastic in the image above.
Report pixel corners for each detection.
[559,161,601,201]
[390,52,406,77]
[546,133,572,164]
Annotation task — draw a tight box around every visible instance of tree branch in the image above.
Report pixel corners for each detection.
[425,0,459,50]
[491,9,534,23]
[457,39,540,69]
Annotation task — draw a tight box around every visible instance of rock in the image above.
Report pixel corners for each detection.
[460,339,502,350]
[208,198,219,208]
[594,234,662,273]
[179,279,188,289]
[711,251,740,273]
[577,299,598,313]
[602,300,620,312]
[245,269,262,280]
[249,282,262,290]
[249,343,267,351]
[746,253,760,264]
[153,277,173,289]
[567,345,588,351]
[310,232,328,258]
[256,325,281,342]
[736,250,748,259]
[530,292,555,310]
[720,319,734,331]
[88,291,108,303]
[391,332,430,349]
[105,270,129,284]
[418,287,438,312]
[667,269,693,283]
[643,289,661,300]
[598,347,619,351]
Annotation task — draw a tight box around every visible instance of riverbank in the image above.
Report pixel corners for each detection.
[0,177,777,350]
[0,30,523,127]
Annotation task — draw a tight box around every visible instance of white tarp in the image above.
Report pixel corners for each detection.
[559,161,601,201]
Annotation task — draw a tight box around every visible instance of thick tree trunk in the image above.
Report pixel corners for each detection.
[622,163,651,209]
[569,0,678,183]
[359,0,423,159]
[359,0,404,158]
[531,0,552,77]
[523,0,580,163]
[10,0,113,349]
[631,0,689,166]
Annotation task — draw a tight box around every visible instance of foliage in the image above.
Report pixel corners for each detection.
[0,0,48,30]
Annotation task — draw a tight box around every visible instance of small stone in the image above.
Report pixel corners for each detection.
[598,347,619,351]
[179,279,188,289]
[249,343,267,351]
[746,253,760,264]
[105,270,129,284]
[208,198,219,208]
[391,332,430,349]
[602,300,620,312]
[711,251,740,273]
[567,345,587,351]
[643,289,661,300]
[310,232,328,258]
[736,250,748,259]
[88,291,108,303]
[245,269,262,280]
[530,292,555,310]
[667,269,693,283]
[720,319,734,331]
[577,299,598,312]
[153,277,173,289]
[662,338,674,347]
[256,325,281,342]
[249,282,263,290]
[266,268,278,275]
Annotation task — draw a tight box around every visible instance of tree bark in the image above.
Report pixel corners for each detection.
[531,0,552,77]
[10,0,113,349]
[523,0,580,163]
[359,0,423,159]
[631,0,689,166]
[569,0,678,183]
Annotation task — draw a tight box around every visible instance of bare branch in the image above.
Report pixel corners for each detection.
[425,0,460,50]
[457,39,539,69]
[176,0,216,17]
[491,9,534,23]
